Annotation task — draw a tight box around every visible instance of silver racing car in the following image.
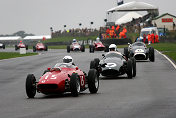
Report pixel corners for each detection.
[90,52,136,79]
[124,42,155,62]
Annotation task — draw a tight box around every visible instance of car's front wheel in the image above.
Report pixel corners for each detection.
[26,74,36,98]
[88,69,99,93]
[130,57,136,77]
[70,73,80,97]
[149,47,155,62]
[127,60,133,79]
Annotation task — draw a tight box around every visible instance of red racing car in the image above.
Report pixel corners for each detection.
[33,42,48,52]
[67,42,85,53]
[89,38,109,53]
[25,63,99,98]
[15,41,28,50]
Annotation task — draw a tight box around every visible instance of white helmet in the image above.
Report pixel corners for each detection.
[96,37,100,42]
[63,56,73,63]
[73,39,77,42]
[109,44,117,51]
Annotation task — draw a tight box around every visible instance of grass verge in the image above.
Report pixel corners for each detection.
[0,52,38,60]
[151,43,176,62]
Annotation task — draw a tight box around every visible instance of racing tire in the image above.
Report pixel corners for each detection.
[26,74,36,98]
[3,44,5,49]
[127,60,133,79]
[149,47,155,62]
[15,45,18,51]
[67,45,70,53]
[124,47,129,58]
[81,45,85,52]
[70,73,80,97]
[104,45,109,52]
[88,69,99,93]
[130,57,136,77]
[33,46,36,52]
[26,45,28,50]
[94,58,100,68]
[45,45,48,51]
[90,60,96,69]
[89,45,94,53]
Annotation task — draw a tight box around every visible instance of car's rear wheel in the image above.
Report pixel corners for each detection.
[3,44,5,49]
[88,69,99,93]
[130,57,136,77]
[26,74,36,98]
[89,45,94,53]
[127,60,133,79]
[149,47,155,62]
[104,45,109,52]
[70,73,80,97]
[67,45,70,53]
[124,47,129,58]
[15,45,18,51]
[45,45,48,51]
[33,46,36,52]
[90,60,96,69]
[81,45,85,52]
[26,45,28,50]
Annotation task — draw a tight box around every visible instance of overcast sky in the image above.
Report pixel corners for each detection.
[0,0,175,35]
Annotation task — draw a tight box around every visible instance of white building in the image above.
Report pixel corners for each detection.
[152,13,176,30]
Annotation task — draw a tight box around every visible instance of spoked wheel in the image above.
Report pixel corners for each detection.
[33,46,36,52]
[81,45,85,52]
[130,57,136,77]
[124,47,129,58]
[67,45,70,53]
[26,45,28,50]
[127,59,133,79]
[15,45,18,51]
[70,73,80,97]
[45,45,48,51]
[88,69,99,93]
[26,74,37,98]
[90,60,96,69]
[3,45,5,49]
[149,47,155,62]
[89,45,94,53]
[104,45,109,52]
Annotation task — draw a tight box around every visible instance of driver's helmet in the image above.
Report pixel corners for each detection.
[73,39,77,43]
[63,56,73,63]
[109,44,117,51]
[96,37,100,42]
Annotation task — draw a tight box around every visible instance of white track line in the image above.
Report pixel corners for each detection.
[156,50,176,69]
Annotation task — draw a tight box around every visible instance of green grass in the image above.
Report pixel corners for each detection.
[150,42,176,62]
[150,43,176,52]
[163,52,176,62]
[0,52,38,60]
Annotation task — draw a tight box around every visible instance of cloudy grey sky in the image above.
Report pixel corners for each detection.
[0,0,175,35]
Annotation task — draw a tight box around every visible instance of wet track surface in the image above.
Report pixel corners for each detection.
[0,48,176,118]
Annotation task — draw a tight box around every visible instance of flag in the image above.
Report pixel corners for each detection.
[117,0,124,6]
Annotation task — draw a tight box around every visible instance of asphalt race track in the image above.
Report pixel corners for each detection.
[0,48,176,118]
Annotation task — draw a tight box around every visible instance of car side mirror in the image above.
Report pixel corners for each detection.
[102,54,105,57]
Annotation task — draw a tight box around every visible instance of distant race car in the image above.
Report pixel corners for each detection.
[67,42,85,53]
[89,41,109,53]
[124,42,155,62]
[0,43,5,49]
[25,63,99,98]
[33,43,48,52]
[15,42,28,50]
[90,51,136,79]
